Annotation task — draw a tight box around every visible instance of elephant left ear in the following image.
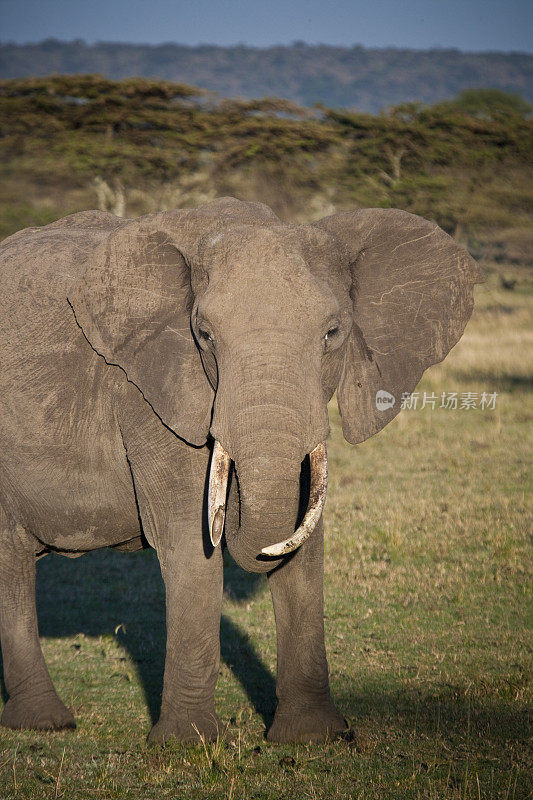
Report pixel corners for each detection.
[315,208,484,444]
[68,216,214,446]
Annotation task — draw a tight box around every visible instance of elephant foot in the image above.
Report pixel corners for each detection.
[148,709,223,744]
[267,701,348,744]
[1,692,76,731]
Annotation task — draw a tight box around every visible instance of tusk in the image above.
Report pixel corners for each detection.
[261,441,328,557]
[208,440,231,547]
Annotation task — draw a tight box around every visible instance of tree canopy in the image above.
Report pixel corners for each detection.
[1,75,531,257]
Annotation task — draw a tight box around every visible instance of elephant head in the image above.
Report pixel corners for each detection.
[68,197,483,573]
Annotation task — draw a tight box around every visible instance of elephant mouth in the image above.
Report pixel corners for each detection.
[208,440,328,560]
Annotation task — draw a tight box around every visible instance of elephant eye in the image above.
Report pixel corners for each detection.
[198,327,213,344]
[323,325,341,352]
[324,326,339,343]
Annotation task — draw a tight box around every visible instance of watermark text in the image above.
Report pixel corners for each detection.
[374,390,499,411]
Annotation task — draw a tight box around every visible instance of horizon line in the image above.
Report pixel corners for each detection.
[0,38,532,56]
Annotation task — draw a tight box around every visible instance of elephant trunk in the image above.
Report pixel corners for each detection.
[208,438,328,573]
[208,343,330,572]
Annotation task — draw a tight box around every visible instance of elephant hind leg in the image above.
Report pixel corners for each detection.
[0,511,75,731]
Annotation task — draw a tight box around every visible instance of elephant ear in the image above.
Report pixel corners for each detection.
[68,215,214,446]
[315,208,484,444]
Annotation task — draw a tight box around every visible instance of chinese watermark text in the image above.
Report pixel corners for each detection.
[399,391,498,411]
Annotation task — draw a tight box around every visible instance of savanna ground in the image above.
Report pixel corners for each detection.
[0,255,531,799]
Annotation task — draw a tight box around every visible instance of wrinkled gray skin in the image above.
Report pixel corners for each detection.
[0,198,483,743]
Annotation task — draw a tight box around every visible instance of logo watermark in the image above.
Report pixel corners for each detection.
[375,390,498,411]
[375,390,396,410]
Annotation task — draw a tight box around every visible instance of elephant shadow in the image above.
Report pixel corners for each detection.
[0,547,276,728]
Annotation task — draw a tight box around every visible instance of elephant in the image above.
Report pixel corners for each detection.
[0,197,483,743]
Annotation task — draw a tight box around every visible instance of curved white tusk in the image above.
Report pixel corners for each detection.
[261,441,328,557]
[208,440,231,547]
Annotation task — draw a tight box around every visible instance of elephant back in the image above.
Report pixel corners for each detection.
[0,211,125,302]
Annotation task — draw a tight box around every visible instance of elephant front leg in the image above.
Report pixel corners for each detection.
[266,517,347,743]
[0,522,75,731]
[148,536,224,744]
[117,410,224,744]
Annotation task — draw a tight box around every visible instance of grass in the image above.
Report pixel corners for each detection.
[0,261,531,799]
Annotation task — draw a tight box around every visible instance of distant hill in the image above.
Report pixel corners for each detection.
[0,40,531,112]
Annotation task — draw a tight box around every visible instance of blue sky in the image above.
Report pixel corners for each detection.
[1,0,532,52]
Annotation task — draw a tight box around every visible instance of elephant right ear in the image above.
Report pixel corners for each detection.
[68,216,214,446]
